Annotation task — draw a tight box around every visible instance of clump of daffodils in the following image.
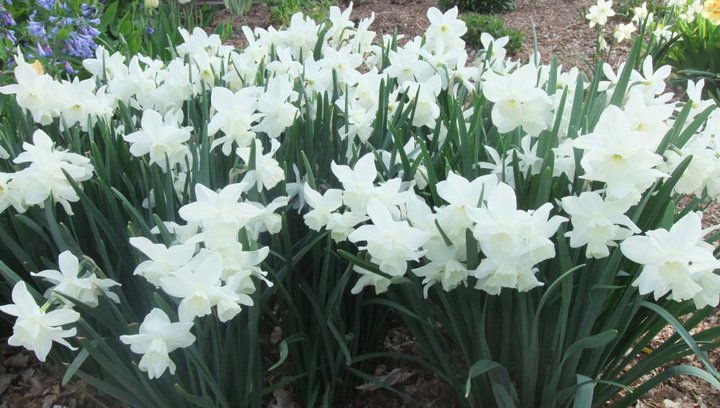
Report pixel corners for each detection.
[0,2,719,382]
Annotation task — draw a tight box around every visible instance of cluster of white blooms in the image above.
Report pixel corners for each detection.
[304,154,567,296]
[124,181,286,378]
[130,181,285,322]
[0,129,94,215]
[0,251,120,361]
[0,56,114,130]
[593,0,711,46]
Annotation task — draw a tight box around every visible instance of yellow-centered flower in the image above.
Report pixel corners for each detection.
[702,0,720,25]
[31,60,44,75]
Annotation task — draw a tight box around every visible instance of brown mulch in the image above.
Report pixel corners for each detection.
[0,342,121,408]
[3,1,719,407]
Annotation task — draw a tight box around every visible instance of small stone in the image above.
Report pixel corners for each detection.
[28,376,44,397]
[20,368,34,383]
[0,373,15,396]
[41,395,57,408]
[3,354,29,369]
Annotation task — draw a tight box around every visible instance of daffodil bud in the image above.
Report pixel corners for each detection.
[144,0,159,9]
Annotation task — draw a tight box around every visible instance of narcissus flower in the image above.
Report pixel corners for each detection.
[253,75,298,138]
[482,64,553,136]
[621,212,720,308]
[303,185,344,231]
[613,22,636,43]
[470,183,566,295]
[0,53,61,125]
[123,109,192,171]
[159,252,252,322]
[208,86,260,155]
[32,251,120,307]
[561,192,639,259]
[236,139,285,192]
[129,237,197,287]
[179,183,262,234]
[0,282,80,362]
[331,153,378,213]
[573,105,666,203]
[586,0,616,27]
[702,0,720,25]
[425,6,467,52]
[120,308,195,379]
[349,198,430,293]
[12,129,94,215]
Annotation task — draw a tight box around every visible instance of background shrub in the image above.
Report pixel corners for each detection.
[461,13,523,54]
[439,0,515,14]
[267,0,337,26]
[658,15,720,99]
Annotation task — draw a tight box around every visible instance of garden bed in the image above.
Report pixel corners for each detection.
[1,0,720,407]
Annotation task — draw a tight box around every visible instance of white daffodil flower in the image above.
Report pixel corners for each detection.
[245,196,289,239]
[253,75,298,139]
[413,240,469,297]
[82,45,129,81]
[331,153,378,213]
[0,282,80,362]
[586,0,616,27]
[613,22,636,43]
[178,183,262,233]
[123,109,192,171]
[32,251,120,307]
[573,105,666,204]
[470,183,566,294]
[482,64,553,136]
[12,129,94,215]
[621,212,720,308]
[349,198,430,292]
[129,237,197,287]
[119,308,195,379]
[425,6,467,54]
[303,185,344,231]
[0,53,62,125]
[561,192,640,259]
[236,139,285,192]
[159,251,251,322]
[208,86,260,155]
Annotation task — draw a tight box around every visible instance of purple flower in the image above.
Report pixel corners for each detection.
[79,25,99,38]
[37,42,53,57]
[0,10,15,26]
[4,29,16,44]
[28,21,46,39]
[63,60,77,74]
[80,3,95,17]
[37,0,56,10]
[146,27,155,35]
[64,31,96,58]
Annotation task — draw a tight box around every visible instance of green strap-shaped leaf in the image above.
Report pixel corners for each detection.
[572,374,593,408]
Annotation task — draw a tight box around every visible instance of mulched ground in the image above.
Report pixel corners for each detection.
[2,1,719,407]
